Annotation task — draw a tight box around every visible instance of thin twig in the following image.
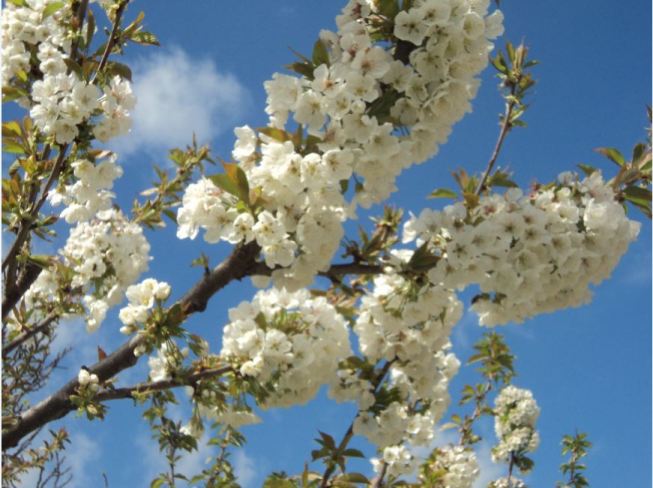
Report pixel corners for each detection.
[2,145,68,274]
[3,312,59,357]
[91,0,129,84]
[96,366,232,402]
[319,361,394,488]
[370,461,388,488]
[475,85,518,196]
[250,260,384,278]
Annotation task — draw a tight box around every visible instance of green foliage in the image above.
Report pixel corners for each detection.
[557,432,592,488]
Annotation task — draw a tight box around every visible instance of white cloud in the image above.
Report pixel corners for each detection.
[111,47,249,156]
[473,440,504,488]
[66,432,103,488]
[233,449,256,488]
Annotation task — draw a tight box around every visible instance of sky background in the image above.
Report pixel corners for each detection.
[5,1,652,487]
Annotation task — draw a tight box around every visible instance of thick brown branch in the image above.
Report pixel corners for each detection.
[96,366,231,402]
[2,242,260,450]
[2,262,42,322]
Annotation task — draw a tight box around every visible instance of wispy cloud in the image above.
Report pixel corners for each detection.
[66,432,103,488]
[111,47,249,157]
[233,449,257,488]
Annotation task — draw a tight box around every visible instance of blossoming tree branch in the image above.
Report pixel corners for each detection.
[1,0,650,486]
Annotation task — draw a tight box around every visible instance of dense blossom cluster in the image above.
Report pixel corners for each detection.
[49,155,123,223]
[1,0,71,85]
[147,341,186,382]
[2,0,135,143]
[421,445,480,488]
[24,209,150,332]
[119,278,171,335]
[403,171,640,326]
[347,259,461,450]
[176,0,504,290]
[492,385,540,465]
[489,477,527,488]
[220,288,351,408]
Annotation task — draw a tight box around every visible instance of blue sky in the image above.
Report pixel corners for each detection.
[7,1,651,487]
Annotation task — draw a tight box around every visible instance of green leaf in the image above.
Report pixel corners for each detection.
[150,478,165,488]
[107,61,133,81]
[595,147,625,167]
[487,171,518,188]
[427,188,458,199]
[257,126,291,142]
[312,39,329,66]
[223,162,250,205]
[408,242,439,271]
[377,0,400,18]
[2,86,29,103]
[42,1,65,18]
[2,141,25,154]
[632,143,647,163]
[342,448,365,458]
[286,61,314,79]
[131,31,160,46]
[623,185,652,218]
[2,121,22,138]
[577,163,597,176]
[26,255,52,269]
[209,174,239,197]
[317,431,336,450]
[337,472,369,483]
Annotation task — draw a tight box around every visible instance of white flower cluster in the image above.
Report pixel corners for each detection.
[220,288,351,408]
[344,255,462,450]
[371,444,416,479]
[2,1,135,144]
[77,368,99,391]
[492,385,540,465]
[49,155,123,223]
[92,75,136,142]
[489,477,527,488]
[1,0,71,85]
[403,172,640,326]
[24,209,150,332]
[147,341,186,383]
[176,178,244,243]
[422,445,480,488]
[177,0,503,290]
[119,278,171,334]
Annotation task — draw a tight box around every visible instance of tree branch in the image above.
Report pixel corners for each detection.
[370,461,388,488]
[319,360,394,488]
[249,260,384,278]
[96,366,231,402]
[475,85,517,196]
[91,0,129,83]
[3,312,59,358]
[2,261,42,321]
[2,145,68,277]
[2,242,260,450]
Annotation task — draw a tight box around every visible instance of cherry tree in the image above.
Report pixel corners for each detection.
[1,0,650,487]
